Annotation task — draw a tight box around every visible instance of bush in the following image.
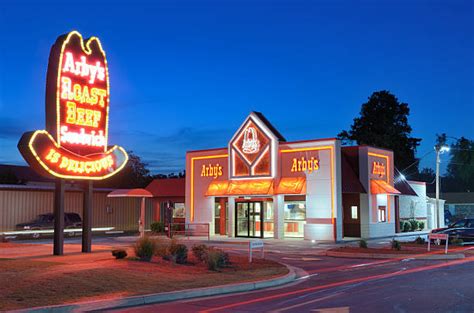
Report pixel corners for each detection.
[409,220,419,232]
[359,239,368,249]
[418,221,425,231]
[112,249,127,259]
[450,237,464,246]
[391,239,401,251]
[150,221,165,234]
[399,221,406,232]
[414,236,425,245]
[192,244,210,262]
[169,242,188,264]
[403,221,411,232]
[155,238,170,258]
[134,236,156,261]
[206,249,230,271]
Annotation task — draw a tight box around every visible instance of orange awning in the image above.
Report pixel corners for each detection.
[275,177,306,195]
[227,179,273,195]
[205,179,274,196]
[205,181,230,196]
[370,179,401,195]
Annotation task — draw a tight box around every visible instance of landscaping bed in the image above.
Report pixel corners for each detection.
[0,244,287,311]
[327,240,470,259]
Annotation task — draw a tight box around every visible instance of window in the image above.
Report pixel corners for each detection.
[351,206,358,219]
[378,206,386,222]
[173,203,185,218]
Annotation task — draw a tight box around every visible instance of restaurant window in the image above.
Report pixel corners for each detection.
[284,201,306,237]
[378,206,386,222]
[351,206,358,219]
[173,203,185,218]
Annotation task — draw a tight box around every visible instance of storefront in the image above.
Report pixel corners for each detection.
[185,112,401,241]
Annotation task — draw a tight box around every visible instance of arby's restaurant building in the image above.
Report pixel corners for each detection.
[186,112,402,241]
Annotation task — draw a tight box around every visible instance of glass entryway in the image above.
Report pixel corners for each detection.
[236,202,263,238]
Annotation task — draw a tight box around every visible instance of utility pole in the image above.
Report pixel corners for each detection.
[435,144,449,228]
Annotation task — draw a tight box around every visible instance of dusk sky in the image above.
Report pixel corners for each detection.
[0,0,472,177]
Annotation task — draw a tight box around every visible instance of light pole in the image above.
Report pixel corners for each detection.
[435,145,450,228]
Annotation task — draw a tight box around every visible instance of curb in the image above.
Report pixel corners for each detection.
[10,265,297,313]
[325,250,465,260]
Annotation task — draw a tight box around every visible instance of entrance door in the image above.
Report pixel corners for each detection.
[236,202,264,238]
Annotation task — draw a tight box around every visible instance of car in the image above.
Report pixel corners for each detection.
[16,213,82,238]
[431,218,474,243]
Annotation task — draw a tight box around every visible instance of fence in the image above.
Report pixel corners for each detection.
[169,223,210,240]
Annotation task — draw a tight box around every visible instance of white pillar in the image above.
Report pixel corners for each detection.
[227,197,235,237]
[273,195,284,239]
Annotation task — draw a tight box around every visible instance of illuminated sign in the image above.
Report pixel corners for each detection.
[18,31,128,180]
[201,163,223,179]
[372,161,386,177]
[230,118,272,178]
[242,127,260,154]
[291,157,320,174]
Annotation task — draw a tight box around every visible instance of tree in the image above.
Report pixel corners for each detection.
[446,137,474,192]
[97,151,153,188]
[338,90,421,172]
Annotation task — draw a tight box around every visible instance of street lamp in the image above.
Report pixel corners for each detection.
[435,145,450,228]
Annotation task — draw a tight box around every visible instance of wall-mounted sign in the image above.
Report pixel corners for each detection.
[230,118,272,178]
[372,161,386,178]
[242,127,260,154]
[201,163,223,179]
[291,157,320,174]
[18,31,128,180]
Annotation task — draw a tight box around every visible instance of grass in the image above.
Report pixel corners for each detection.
[0,252,287,310]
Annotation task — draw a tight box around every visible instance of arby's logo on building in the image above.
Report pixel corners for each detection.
[230,117,273,178]
[18,31,128,180]
[241,127,260,154]
[372,161,386,178]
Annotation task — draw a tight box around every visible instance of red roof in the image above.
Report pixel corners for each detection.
[146,178,185,197]
[341,153,366,193]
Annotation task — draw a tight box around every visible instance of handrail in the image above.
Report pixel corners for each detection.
[168,223,210,241]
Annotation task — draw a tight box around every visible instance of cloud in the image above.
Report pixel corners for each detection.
[110,126,233,174]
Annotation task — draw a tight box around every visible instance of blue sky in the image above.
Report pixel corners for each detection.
[0,0,472,177]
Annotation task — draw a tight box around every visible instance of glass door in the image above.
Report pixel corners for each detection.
[236,202,263,238]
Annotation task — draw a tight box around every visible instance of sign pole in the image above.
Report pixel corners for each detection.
[53,179,65,255]
[82,181,93,252]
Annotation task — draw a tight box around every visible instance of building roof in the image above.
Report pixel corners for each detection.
[253,111,286,142]
[428,192,474,204]
[0,164,52,184]
[341,153,366,193]
[394,169,418,196]
[146,178,185,197]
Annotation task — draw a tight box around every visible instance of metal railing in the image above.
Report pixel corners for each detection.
[168,223,210,241]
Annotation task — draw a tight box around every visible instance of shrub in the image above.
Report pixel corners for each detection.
[169,242,188,264]
[418,221,425,231]
[450,237,464,246]
[391,239,401,251]
[399,221,406,232]
[155,238,170,258]
[359,239,368,249]
[192,244,210,262]
[414,236,425,245]
[112,249,127,259]
[150,221,165,234]
[403,221,411,232]
[409,220,419,232]
[206,249,230,271]
[134,236,156,261]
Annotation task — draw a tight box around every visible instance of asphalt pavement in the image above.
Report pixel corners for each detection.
[103,238,474,313]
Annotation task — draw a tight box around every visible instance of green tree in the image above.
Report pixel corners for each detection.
[447,137,474,192]
[97,151,152,188]
[338,90,421,172]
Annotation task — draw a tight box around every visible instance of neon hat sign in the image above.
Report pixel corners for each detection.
[18,31,128,180]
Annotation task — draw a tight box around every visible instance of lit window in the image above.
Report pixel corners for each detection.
[378,206,386,222]
[173,203,185,218]
[351,206,358,219]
